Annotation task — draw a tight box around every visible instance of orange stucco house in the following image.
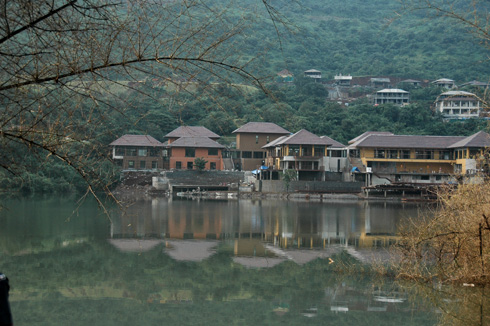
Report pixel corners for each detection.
[165,126,224,170]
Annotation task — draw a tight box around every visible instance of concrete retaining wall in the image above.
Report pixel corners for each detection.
[258,180,362,193]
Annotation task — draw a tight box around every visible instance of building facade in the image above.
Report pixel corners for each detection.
[373,89,409,106]
[348,131,490,184]
[434,90,481,119]
[263,129,334,181]
[232,122,291,171]
[167,137,225,170]
[109,135,166,170]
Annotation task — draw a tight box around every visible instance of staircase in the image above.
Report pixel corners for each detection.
[348,157,366,173]
[222,157,234,170]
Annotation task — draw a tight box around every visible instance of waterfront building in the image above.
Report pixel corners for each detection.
[232,122,290,171]
[109,134,166,170]
[348,131,490,184]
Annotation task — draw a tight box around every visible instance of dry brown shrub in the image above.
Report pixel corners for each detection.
[394,182,490,286]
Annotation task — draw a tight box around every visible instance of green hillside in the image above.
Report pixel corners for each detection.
[243,0,489,81]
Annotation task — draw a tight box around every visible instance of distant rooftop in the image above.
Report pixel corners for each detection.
[349,131,490,150]
[377,88,409,93]
[167,136,224,148]
[109,134,165,147]
[165,126,220,139]
[233,122,290,134]
[263,129,331,147]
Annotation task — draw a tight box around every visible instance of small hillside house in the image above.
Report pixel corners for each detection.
[304,69,322,81]
[431,78,455,89]
[334,74,352,86]
[374,89,410,106]
[434,90,481,119]
[277,69,294,83]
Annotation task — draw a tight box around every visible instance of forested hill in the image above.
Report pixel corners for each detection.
[244,0,490,81]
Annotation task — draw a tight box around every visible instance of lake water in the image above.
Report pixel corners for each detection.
[0,196,449,325]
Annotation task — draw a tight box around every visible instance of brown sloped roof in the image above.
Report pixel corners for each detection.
[348,131,394,145]
[354,134,466,149]
[167,137,225,148]
[275,129,331,146]
[232,122,290,134]
[262,135,288,149]
[109,135,164,147]
[449,131,490,148]
[320,136,345,148]
[165,126,220,139]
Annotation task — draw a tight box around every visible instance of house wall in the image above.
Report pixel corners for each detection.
[236,133,287,171]
[169,147,223,170]
[112,146,164,170]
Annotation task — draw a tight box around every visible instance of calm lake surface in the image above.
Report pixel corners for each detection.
[0,196,441,325]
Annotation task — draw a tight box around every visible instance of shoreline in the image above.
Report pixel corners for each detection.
[113,184,431,202]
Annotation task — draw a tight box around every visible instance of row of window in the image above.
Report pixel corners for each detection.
[115,147,163,157]
[184,148,219,157]
[373,149,455,160]
[116,147,220,158]
[174,161,217,170]
[126,160,159,169]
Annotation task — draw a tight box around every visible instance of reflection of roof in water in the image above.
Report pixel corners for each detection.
[164,240,218,262]
[108,239,164,252]
[232,257,286,268]
[286,249,341,265]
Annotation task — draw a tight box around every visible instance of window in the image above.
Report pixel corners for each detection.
[266,136,270,143]
[115,147,125,156]
[138,148,147,156]
[289,145,300,156]
[152,161,158,169]
[140,161,146,169]
[242,151,252,158]
[388,150,398,159]
[401,150,411,159]
[375,149,385,159]
[255,135,259,144]
[208,148,218,156]
[127,148,137,156]
[185,148,195,157]
[149,148,159,157]
[315,146,325,157]
[176,161,182,169]
[128,160,135,169]
[210,162,216,170]
[415,150,433,160]
[253,151,264,159]
[187,161,193,170]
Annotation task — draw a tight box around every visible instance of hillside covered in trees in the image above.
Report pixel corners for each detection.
[1,0,489,194]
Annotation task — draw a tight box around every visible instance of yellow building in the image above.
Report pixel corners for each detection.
[348,131,490,184]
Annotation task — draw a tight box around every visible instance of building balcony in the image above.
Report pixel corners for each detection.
[364,157,454,163]
[283,155,323,161]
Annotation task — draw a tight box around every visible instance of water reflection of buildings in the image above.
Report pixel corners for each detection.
[110,198,420,254]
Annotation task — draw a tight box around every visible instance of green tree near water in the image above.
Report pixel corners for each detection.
[194,158,208,172]
[281,169,297,193]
